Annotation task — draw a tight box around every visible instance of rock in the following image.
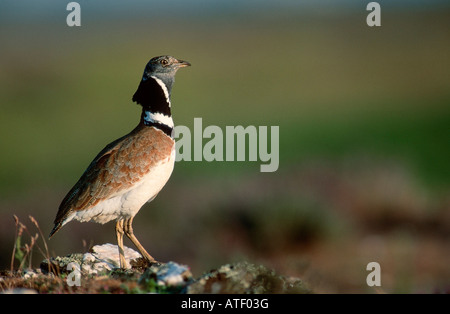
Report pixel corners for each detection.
[187,261,310,294]
[41,243,142,275]
[38,244,310,294]
[40,253,84,274]
[139,261,193,293]
[22,269,41,279]
[82,243,142,274]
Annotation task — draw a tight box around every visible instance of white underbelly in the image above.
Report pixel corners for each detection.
[69,148,175,224]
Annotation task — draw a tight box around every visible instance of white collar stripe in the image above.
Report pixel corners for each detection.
[150,75,171,106]
[144,111,174,128]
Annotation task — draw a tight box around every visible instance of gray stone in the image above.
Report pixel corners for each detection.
[139,261,193,293]
[41,243,142,275]
[187,261,310,294]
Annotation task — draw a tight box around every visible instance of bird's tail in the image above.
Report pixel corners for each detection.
[48,222,62,240]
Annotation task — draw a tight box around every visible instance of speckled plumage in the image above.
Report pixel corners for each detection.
[51,122,175,232]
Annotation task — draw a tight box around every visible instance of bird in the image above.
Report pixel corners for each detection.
[49,55,190,268]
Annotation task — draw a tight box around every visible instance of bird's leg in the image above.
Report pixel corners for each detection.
[115,219,128,269]
[123,217,156,263]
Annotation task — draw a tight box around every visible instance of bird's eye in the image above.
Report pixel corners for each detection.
[161,59,169,66]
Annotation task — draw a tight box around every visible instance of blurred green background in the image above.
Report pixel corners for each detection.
[0,1,449,293]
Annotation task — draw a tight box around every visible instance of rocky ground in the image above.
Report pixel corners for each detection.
[0,244,310,294]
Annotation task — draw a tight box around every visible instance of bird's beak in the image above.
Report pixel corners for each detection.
[176,59,191,68]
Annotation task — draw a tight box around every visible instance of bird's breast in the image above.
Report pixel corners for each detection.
[120,146,175,216]
[69,128,176,225]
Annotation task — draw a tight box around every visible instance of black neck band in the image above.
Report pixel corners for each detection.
[143,120,173,137]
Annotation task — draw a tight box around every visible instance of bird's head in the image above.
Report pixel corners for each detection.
[142,55,190,89]
[133,55,190,111]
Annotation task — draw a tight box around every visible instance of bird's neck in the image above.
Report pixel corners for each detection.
[141,110,173,137]
[133,76,174,137]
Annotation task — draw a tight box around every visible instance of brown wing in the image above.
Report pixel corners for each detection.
[50,125,174,237]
